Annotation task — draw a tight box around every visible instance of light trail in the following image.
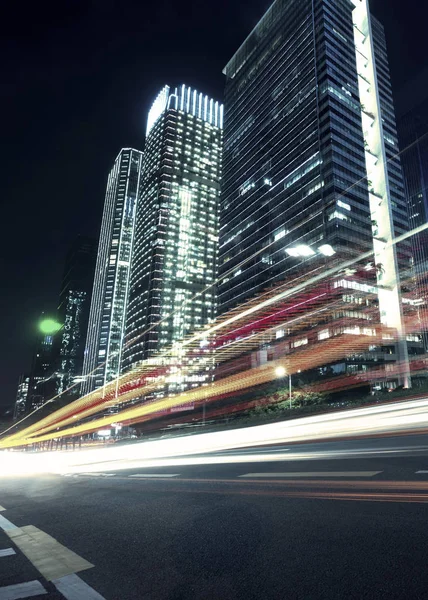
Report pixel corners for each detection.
[3,222,428,447]
[1,396,428,477]
[7,125,428,439]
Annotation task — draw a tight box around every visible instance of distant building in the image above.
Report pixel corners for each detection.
[82,149,143,394]
[395,69,428,249]
[122,85,223,370]
[396,70,428,348]
[14,373,30,419]
[26,330,55,411]
[56,235,96,398]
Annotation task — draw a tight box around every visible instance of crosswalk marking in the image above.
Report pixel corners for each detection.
[0,580,47,599]
[128,473,180,478]
[0,515,18,532]
[238,471,382,478]
[7,525,94,581]
[0,513,106,599]
[53,573,107,600]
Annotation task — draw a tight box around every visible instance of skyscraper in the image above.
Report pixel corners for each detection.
[14,373,30,419]
[396,71,428,262]
[26,330,55,411]
[122,85,223,370]
[396,71,428,349]
[56,235,96,398]
[218,0,410,380]
[82,148,143,394]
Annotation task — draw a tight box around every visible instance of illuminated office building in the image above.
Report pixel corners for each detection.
[396,71,428,259]
[396,72,428,349]
[219,0,411,381]
[122,85,223,370]
[14,373,30,419]
[56,235,96,398]
[26,331,55,411]
[82,149,143,394]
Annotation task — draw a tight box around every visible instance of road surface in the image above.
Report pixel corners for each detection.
[1,433,428,599]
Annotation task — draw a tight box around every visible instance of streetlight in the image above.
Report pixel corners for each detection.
[275,366,292,409]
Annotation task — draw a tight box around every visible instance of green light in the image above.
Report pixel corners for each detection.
[39,318,62,335]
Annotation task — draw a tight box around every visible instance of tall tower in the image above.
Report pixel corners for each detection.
[56,235,96,398]
[122,85,223,370]
[82,149,143,394]
[218,0,410,383]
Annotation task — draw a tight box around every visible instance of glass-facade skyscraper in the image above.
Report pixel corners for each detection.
[396,72,428,349]
[26,330,55,411]
[14,373,30,419]
[56,235,96,397]
[122,85,223,370]
[82,148,143,394]
[396,73,428,262]
[218,0,410,379]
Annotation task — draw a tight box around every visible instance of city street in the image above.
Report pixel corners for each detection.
[2,434,428,599]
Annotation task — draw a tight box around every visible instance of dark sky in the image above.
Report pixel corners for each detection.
[1,0,428,409]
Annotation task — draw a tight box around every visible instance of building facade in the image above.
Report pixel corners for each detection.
[82,149,143,394]
[26,331,55,411]
[218,0,411,381]
[56,235,96,398]
[122,85,223,370]
[396,72,428,348]
[14,373,30,419]
[396,71,428,255]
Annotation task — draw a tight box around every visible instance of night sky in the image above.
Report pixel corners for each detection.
[1,0,428,410]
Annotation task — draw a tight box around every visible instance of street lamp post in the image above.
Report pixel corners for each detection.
[275,366,292,410]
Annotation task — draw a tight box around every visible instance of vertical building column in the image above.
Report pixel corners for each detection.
[352,0,411,386]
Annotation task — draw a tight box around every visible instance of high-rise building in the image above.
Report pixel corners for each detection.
[26,330,55,411]
[82,149,143,394]
[396,71,428,262]
[218,0,411,381]
[396,71,428,349]
[122,85,223,369]
[14,373,30,419]
[56,235,96,398]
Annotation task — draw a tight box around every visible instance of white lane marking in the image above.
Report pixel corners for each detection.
[416,470,428,474]
[53,573,106,600]
[0,515,18,532]
[79,473,116,477]
[0,580,47,599]
[0,548,15,557]
[128,473,180,478]
[238,471,382,478]
[0,506,6,512]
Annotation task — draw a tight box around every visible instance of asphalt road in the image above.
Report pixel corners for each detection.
[2,434,428,600]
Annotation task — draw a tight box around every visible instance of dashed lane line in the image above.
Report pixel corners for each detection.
[128,473,180,478]
[79,473,116,477]
[416,470,428,474]
[0,580,47,599]
[0,548,15,557]
[0,506,6,512]
[238,471,383,478]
